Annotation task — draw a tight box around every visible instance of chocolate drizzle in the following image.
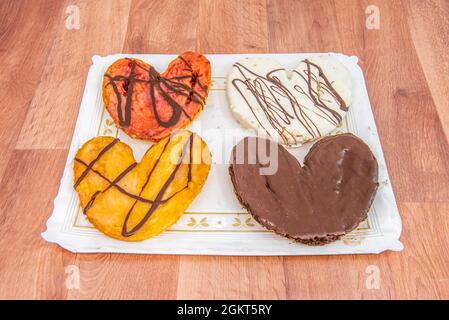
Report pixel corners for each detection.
[78,162,138,213]
[121,133,195,237]
[74,159,154,209]
[74,138,119,189]
[231,59,348,145]
[73,133,196,238]
[104,57,206,129]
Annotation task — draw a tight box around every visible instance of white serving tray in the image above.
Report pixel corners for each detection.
[42,53,403,255]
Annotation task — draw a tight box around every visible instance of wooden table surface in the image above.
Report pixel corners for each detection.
[0,0,448,300]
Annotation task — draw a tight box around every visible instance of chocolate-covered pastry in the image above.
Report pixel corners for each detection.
[229,134,378,245]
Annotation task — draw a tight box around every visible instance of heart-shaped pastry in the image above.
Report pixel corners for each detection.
[73,130,211,241]
[103,52,211,141]
[227,55,352,147]
[229,134,378,245]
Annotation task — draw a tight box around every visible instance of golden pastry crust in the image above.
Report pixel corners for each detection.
[102,52,211,141]
[73,130,211,241]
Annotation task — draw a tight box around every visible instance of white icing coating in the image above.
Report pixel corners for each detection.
[227,55,352,147]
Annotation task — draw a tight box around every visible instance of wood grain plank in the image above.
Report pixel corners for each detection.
[16,0,132,150]
[404,0,449,144]
[335,0,449,203]
[177,256,287,299]
[396,202,449,299]
[0,0,63,177]
[283,255,389,299]
[0,150,68,299]
[267,0,343,52]
[123,0,199,53]
[66,254,179,299]
[197,0,269,53]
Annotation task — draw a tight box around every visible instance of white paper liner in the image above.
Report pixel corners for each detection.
[42,53,403,255]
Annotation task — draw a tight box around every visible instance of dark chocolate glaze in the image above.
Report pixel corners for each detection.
[104,58,206,129]
[231,59,348,145]
[229,134,378,245]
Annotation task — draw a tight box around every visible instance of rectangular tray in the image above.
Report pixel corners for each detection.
[42,53,403,255]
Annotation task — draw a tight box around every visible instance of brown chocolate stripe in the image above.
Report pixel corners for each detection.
[74,159,154,212]
[122,132,194,237]
[74,138,119,188]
